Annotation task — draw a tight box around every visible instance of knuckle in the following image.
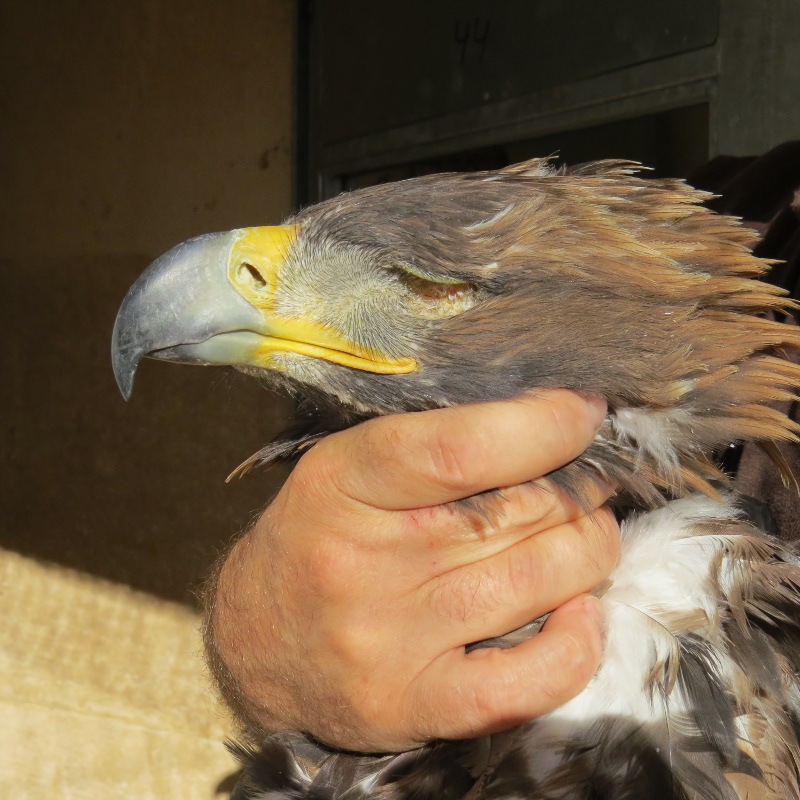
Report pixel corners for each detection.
[539,399,575,456]
[601,508,622,567]
[291,440,341,500]
[596,506,622,557]
[506,480,561,526]
[469,659,514,721]
[450,497,495,538]
[557,508,620,587]
[583,506,622,573]
[361,416,406,461]
[426,572,478,624]
[505,547,544,603]
[424,423,478,493]
[326,621,369,671]
[425,565,505,629]
[526,481,561,519]
[305,538,359,597]
[551,392,599,445]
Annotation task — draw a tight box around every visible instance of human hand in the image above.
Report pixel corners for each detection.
[207,390,619,752]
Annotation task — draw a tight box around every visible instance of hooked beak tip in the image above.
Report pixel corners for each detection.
[111,313,144,401]
[111,344,139,401]
[110,230,251,401]
[117,375,135,402]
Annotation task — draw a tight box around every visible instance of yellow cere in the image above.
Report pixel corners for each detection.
[227,225,298,309]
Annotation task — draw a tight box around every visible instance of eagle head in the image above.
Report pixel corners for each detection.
[112,158,800,506]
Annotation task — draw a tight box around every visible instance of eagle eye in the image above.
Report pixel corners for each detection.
[391,266,484,320]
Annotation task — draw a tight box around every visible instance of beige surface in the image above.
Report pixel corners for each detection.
[0,549,239,799]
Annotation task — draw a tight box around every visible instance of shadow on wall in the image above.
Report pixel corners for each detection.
[0,0,294,606]
[0,252,293,605]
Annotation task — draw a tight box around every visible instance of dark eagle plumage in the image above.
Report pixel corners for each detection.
[112,158,800,800]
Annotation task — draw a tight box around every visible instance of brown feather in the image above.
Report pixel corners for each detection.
[231,158,800,516]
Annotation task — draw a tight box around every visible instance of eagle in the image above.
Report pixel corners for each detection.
[112,159,800,800]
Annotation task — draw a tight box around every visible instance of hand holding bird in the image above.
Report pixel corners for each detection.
[208,390,617,753]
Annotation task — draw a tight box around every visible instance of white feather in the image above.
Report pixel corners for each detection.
[612,407,695,474]
[523,495,748,789]
[465,204,516,230]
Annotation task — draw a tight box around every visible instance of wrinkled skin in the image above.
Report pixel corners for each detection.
[209,391,619,751]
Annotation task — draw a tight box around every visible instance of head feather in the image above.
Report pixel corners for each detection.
[241,159,800,507]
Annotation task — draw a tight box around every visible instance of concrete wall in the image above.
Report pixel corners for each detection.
[1,0,295,604]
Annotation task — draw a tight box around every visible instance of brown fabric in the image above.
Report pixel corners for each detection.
[0,548,239,797]
[689,141,800,543]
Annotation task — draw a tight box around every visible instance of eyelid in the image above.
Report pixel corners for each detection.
[389,265,486,319]
[391,263,472,286]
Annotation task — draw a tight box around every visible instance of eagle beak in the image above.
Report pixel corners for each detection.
[111,226,416,400]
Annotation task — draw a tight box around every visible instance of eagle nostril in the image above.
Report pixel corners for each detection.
[237,262,267,291]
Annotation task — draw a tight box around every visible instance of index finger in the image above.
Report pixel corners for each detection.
[324,390,607,510]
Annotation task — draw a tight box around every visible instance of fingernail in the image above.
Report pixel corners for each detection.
[581,395,607,427]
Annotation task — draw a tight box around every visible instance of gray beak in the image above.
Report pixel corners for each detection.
[111,231,266,400]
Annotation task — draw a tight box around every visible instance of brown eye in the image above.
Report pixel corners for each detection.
[400,272,472,301]
[393,267,483,319]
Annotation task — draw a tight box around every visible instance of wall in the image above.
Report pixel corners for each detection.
[0,0,295,604]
